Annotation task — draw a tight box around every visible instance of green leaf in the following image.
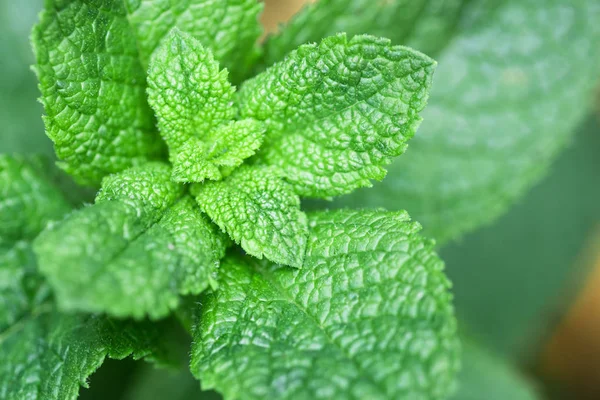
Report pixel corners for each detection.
[0,155,69,244]
[262,0,468,67]
[190,209,459,399]
[0,154,68,332]
[239,33,436,198]
[0,310,169,400]
[124,0,263,82]
[449,338,539,400]
[0,240,170,400]
[95,162,183,214]
[147,30,265,182]
[0,242,47,333]
[34,163,229,319]
[32,0,164,185]
[193,166,308,268]
[335,0,600,242]
[172,120,266,182]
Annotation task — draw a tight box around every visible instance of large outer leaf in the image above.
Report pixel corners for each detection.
[191,209,459,400]
[34,163,228,319]
[443,116,600,356]
[336,0,600,242]
[0,306,168,400]
[239,33,436,198]
[0,155,169,400]
[32,0,162,184]
[1,244,170,400]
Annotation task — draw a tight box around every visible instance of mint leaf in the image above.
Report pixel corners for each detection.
[0,242,45,333]
[263,0,467,67]
[450,338,539,400]
[336,0,600,242]
[95,162,183,214]
[190,209,459,399]
[124,0,263,82]
[34,163,229,319]
[148,30,235,148]
[0,155,69,244]
[147,30,265,182]
[0,240,170,400]
[0,309,168,400]
[32,0,162,185]
[172,120,265,182]
[239,34,436,198]
[0,155,67,332]
[193,166,308,268]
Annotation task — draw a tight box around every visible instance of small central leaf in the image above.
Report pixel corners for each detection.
[148,29,265,183]
[193,166,308,268]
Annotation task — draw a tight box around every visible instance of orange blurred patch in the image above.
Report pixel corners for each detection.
[541,228,600,398]
[261,0,313,37]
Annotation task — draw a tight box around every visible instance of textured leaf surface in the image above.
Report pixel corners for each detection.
[148,30,265,182]
[263,0,468,67]
[194,167,307,268]
[124,0,263,82]
[0,308,168,400]
[0,155,69,244]
[172,120,265,182]
[95,162,183,214]
[336,0,600,242]
[239,34,435,198]
[191,209,459,399]
[32,0,163,185]
[1,237,169,399]
[34,163,228,319]
[449,339,539,400]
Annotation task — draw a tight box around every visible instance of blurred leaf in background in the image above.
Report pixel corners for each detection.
[0,0,52,155]
[443,115,600,360]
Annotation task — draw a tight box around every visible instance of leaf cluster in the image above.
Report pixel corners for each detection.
[2,0,598,399]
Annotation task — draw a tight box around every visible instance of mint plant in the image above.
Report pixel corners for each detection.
[1,0,598,399]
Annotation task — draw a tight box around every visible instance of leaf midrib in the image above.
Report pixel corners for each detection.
[254,264,388,398]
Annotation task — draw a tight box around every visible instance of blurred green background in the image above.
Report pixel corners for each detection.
[2,0,599,398]
[444,114,600,360]
[1,0,52,156]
